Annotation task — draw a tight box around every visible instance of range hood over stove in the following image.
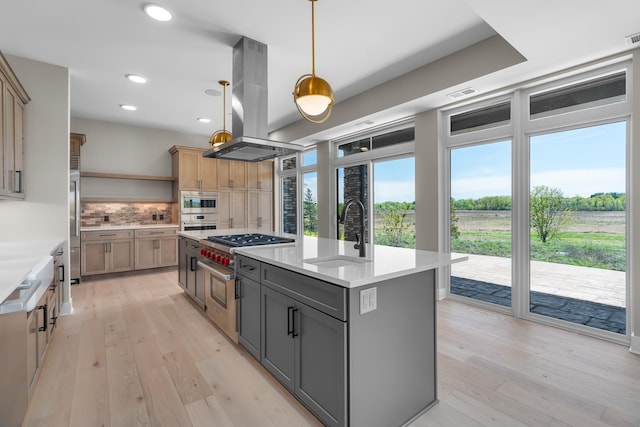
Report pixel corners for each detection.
[203,37,304,162]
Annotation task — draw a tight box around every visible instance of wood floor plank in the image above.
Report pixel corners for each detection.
[69,316,110,427]
[23,271,640,427]
[185,396,235,427]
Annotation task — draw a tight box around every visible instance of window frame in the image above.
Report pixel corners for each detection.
[440,59,632,344]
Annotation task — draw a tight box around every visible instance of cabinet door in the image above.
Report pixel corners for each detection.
[135,238,156,270]
[81,241,108,275]
[158,236,178,267]
[258,191,273,231]
[294,303,347,427]
[27,309,38,390]
[194,264,206,308]
[238,275,261,360]
[199,157,218,190]
[110,240,135,272]
[178,151,201,190]
[261,286,295,390]
[230,190,247,229]
[218,159,246,189]
[178,238,187,288]
[217,190,231,228]
[186,255,197,296]
[258,161,273,190]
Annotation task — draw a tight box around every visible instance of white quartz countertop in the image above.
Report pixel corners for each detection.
[81,224,179,232]
[0,239,65,304]
[234,236,467,288]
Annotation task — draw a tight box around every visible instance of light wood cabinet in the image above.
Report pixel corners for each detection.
[81,230,135,275]
[134,228,178,270]
[0,52,29,200]
[247,161,273,190]
[70,132,85,158]
[169,145,218,192]
[217,159,246,189]
[218,190,247,229]
[248,190,273,232]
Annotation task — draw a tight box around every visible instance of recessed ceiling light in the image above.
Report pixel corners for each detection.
[197,117,211,123]
[205,89,221,97]
[126,74,147,84]
[120,104,137,111]
[144,4,173,22]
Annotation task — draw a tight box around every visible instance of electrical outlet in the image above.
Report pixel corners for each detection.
[360,287,377,314]
[152,214,157,221]
[103,215,109,222]
[159,214,164,220]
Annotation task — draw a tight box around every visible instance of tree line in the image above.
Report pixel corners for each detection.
[452,192,625,211]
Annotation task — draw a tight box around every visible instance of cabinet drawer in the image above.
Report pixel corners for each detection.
[236,255,261,282]
[82,230,134,240]
[134,228,178,238]
[262,263,347,321]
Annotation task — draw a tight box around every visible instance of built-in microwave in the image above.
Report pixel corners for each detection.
[181,191,218,214]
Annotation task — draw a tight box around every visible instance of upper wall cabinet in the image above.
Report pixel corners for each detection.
[247,161,273,190]
[169,145,218,192]
[0,51,30,200]
[217,159,246,189]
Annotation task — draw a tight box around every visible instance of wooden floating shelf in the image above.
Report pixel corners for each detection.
[81,171,176,182]
[81,197,176,203]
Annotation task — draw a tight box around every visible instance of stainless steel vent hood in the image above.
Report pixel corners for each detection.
[203,37,304,162]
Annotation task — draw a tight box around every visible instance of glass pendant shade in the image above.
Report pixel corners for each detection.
[293,0,333,123]
[294,74,333,118]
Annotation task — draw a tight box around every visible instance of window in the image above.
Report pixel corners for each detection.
[279,149,317,235]
[334,124,415,248]
[442,62,630,340]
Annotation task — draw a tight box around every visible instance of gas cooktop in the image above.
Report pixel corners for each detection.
[206,233,295,248]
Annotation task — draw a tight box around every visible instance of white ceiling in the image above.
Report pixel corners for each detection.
[1,0,638,140]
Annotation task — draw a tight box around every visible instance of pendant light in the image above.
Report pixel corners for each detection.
[293,0,334,123]
[209,80,232,148]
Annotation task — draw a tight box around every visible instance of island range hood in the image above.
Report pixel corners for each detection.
[203,37,304,162]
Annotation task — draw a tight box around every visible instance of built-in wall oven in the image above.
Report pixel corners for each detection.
[180,191,218,231]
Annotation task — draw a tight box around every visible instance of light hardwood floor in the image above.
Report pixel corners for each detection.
[23,269,640,427]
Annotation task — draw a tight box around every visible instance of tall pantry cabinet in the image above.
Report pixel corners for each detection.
[0,51,30,200]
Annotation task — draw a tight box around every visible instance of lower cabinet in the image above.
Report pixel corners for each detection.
[261,285,346,427]
[237,274,261,360]
[81,230,134,276]
[178,236,188,288]
[183,238,206,309]
[134,229,178,270]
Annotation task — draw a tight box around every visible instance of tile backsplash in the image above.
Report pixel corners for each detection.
[82,202,175,227]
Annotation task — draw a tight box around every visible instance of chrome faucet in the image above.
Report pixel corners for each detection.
[338,199,366,258]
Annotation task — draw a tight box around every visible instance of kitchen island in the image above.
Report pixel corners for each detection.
[234,236,466,427]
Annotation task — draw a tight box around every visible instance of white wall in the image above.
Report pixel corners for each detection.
[0,55,71,313]
[70,117,206,199]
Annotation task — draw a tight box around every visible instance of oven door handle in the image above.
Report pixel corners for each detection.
[197,261,232,281]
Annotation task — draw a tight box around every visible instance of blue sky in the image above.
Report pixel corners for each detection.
[451,121,626,200]
[336,157,416,204]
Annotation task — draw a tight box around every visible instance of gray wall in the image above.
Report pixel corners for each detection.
[70,117,205,199]
[0,55,71,313]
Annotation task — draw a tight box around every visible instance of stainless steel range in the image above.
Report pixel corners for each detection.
[181,233,294,343]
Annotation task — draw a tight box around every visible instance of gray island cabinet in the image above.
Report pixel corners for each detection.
[234,237,465,427]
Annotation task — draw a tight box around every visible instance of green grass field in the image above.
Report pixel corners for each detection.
[451,210,626,271]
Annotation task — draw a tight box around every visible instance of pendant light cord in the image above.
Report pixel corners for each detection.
[311,0,316,77]
[222,83,227,132]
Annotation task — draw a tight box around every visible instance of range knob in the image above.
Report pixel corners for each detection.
[216,255,222,263]
[200,249,205,256]
[223,258,230,266]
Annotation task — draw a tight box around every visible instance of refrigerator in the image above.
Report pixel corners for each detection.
[69,169,80,283]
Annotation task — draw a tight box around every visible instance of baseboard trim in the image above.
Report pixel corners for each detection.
[60,299,74,316]
[630,333,640,355]
[438,287,447,301]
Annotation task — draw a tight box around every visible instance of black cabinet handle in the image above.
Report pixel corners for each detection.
[190,256,197,271]
[58,264,65,282]
[291,308,299,338]
[287,306,294,336]
[37,305,48,332]
[234,279,240,300]
[16,170,23,193]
